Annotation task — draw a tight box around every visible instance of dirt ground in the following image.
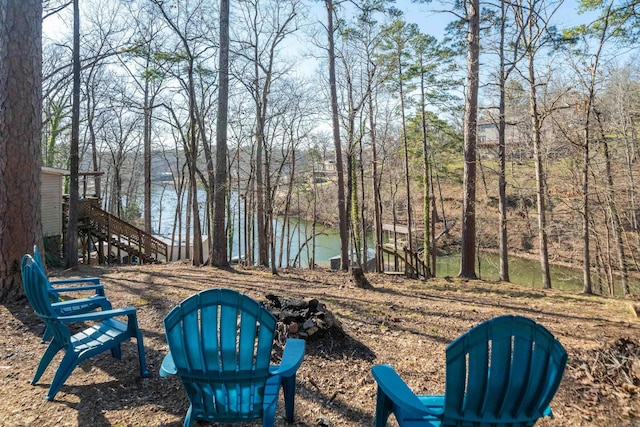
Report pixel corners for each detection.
[2,261,640,427]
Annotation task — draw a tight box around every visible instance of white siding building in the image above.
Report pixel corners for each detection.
[41,167,66,238]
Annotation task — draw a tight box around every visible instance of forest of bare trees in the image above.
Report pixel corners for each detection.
[4,0,638,300]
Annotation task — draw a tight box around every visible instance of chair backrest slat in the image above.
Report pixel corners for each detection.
[238,298,259,371]
[502,335,534,418]
[200,303,220,373]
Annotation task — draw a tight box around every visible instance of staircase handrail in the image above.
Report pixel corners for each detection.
[378,245,428,280]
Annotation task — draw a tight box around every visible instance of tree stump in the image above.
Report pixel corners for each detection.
[351,267,373,290]
[629,304,640,318]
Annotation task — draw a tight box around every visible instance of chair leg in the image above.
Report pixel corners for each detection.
[374,387,394,427]
[282,375,296,423]
[136,330,149,377]
[32,341,61,384]
[183,405,194,427]
[262,375,280,427]
[41,326,52,343]
[262,409,275,427]
[46,351,79,401]
[111,344,122,360]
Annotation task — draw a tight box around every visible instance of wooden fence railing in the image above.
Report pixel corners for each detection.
[379,245,429,279]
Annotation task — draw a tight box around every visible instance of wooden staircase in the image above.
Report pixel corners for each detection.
[69,200,168,265]
[379,245,430,279]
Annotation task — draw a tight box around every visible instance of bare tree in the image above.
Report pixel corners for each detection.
[211,0,230,268]
[65,0,81,268]
[459,0,480,279]
[493,0,523,282]
[150,0,216,266]
[324,0,350,270]
[118,2,168,234]
[565,0,640,295]
[233,0,301,269]
[511,0,563,289]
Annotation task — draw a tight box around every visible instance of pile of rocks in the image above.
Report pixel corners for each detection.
[263,294,342,340]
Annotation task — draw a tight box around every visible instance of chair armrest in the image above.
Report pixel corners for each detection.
[159,352,177,377]
[51,295,109,310]
[58,306,137,323]
[371,364,444,418]
[50,277,104,296]
[270,338,305,378]
[50,277,101,286]
[49,284,105,295]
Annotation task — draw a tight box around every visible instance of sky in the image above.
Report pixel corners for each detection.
[42,0,600,60]
[404,0,600,40]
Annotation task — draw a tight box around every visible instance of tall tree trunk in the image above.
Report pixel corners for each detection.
[85,72,101,202]
[185,176,192,259]
[325,0,349,270]
[497,0,510,282]
[398,62,413,253]
[581,120,592,293]
[369,91,383,273]
[359,133,368,271]
[211,0,230,268]
[528,59,552,289]
[65,0,80,269]
[623,130,639,245]
[311,160,318,270]
[143,77,152,233]
[188,61,203,266]
[195,86,215,264]
[256,121,267,266]
[419,68,431,278]
[0,0,43,300]
[459,0,480,279]
[349,150,359,264]
[512,0,555,289]
[265,146,276,274]
[600,121,630,295]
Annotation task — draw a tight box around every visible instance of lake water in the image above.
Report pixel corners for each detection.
[148,183,589,291]
[436,253,586,293]
[148,184,370,268]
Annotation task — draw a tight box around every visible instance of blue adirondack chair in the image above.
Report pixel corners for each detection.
[160,288,305,427]
[33,246,113,341]
[371,315,567,427]
[21,254,149,401]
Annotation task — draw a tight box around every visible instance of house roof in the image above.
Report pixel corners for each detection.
[41,167,104,176]
[41,166,69,175]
